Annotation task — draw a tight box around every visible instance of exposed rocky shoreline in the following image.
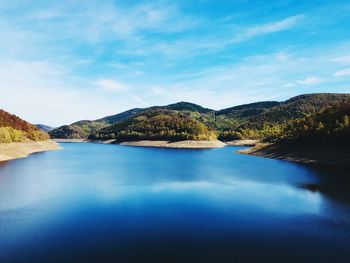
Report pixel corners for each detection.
[54,139,226,148]
[238,142,350,167]
[0,140,61,162]
[119,140,226,149]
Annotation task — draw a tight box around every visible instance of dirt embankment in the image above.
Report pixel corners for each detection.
[238,142,350,167]
[0,141,61,162]
[119,140,226,149]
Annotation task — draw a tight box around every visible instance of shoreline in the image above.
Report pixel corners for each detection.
[53,139,87,143]
[238,142,350,167]
[30,138,350,167]
[119,140,226,149]
[0,140,61,162]
[225,139,259,146]
[55,138,227,149]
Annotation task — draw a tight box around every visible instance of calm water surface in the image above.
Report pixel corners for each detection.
[0,142,349,262]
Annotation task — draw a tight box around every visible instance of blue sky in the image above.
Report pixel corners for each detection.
[0,0,350,126]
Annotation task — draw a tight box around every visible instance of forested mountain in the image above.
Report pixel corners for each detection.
[162,102,213,113]
[49,102,212,139]
[89,109,216,141]
[216,101,280,117]
[49,120,108,139]
[219,93,350,141]
[0,109,49,143]
[49,93,350,142]
[250,93,350,127]
[214,101,280,132]
[99,108,144,124]
[282,103,350,145]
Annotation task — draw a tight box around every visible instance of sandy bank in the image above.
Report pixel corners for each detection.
[119,140,226,149]
[238,142,350,167]
[53,139,87,143]
[226,139,259,146]
[0,141,61,162]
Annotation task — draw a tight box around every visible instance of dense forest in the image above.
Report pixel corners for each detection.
[49,120,108,139]
[0,109,49,143]
[282,103,350,145]
[89,109,216,141]
[49,93,350,142]
[217,93,350,141]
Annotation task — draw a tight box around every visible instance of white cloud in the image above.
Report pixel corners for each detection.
[334,67,350,77]
[95,79,129,92]
[330,55,350,64]
[232,15,304,43]
[0,60,139,126]
[129,95,151,107]
[296,76,323,85]
[282,82,296,88]
[118,15,305,58]
[27,2,197,44]
[144,48,350,109]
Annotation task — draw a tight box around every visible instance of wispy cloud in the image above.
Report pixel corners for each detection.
[144,46,350,109]
[330,55,350,64]
[0,60,137,126]
[0,1,349,125]
[297,76,323,85]
[26,2,197,44]
[95,79,129,92]
[334,67,350,77]
[116,14,306,58]
[232,15,304,43]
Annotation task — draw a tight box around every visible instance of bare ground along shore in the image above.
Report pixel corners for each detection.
[54,138,226,148]
[238,142,350,167]
[0,141,61,162]
[119,140,226,149]
[226,139,259,146]
[53,139,87,143]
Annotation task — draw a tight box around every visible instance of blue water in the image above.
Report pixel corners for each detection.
[0,143,349,263]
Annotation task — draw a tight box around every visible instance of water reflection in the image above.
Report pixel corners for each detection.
[0,143,349,263]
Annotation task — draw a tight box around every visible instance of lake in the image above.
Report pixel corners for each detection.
[0,142,349,262]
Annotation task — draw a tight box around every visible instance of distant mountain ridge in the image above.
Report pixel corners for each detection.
[90,109,216,142]
[36,124,54,132]
[49,102,214,139]
[49,93,350,141]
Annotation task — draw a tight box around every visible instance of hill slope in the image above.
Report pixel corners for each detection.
[283,102,350,145]
[240,102,350,167]
[89,109,216,142]
[49,102,211,139]
[220,93,350,140]
[251,93,350,126]
[0,109,49,143]
[49,93,350,141]
[49,120,108,139]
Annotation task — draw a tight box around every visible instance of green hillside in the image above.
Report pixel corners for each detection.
[282,103,350,145]
[162,101,213,113]
[99,108,144,124]
[49,93,350,142]
[89,109,216,142]
[251,93,350,127]
[49,102,212,139]
[219,93,350,141]
[0,109,49,143]
[49,120,108,139]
